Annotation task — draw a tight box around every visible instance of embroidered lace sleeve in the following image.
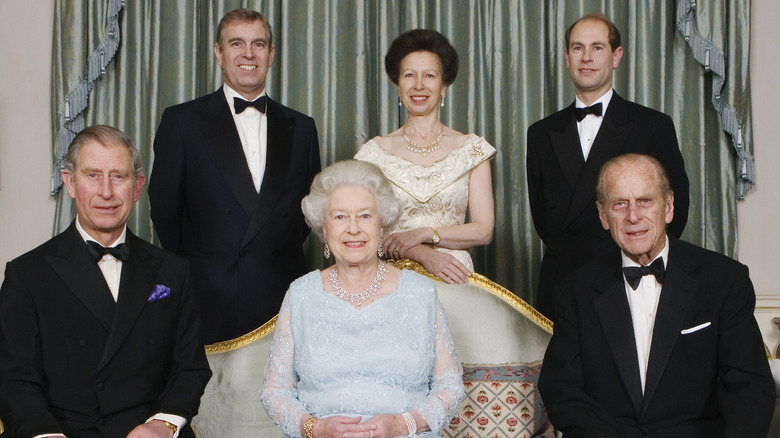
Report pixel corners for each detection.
[260,292,308,437]
[410,297,466,433]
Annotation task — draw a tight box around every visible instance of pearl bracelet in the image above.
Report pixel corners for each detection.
[401,411,417,436]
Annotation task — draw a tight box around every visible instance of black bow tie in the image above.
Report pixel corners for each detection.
[574,102,603,121]
[233,96,267,114]
[87,241,130,263]
[623,257,665,290]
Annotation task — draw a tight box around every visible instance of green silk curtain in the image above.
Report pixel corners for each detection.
[51,0,749,305]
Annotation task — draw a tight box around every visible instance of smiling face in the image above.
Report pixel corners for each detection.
[398,51,446,116]
[323,185,383,268]
[214,19,275,100]
[597,158,674,265]
[565,18,623,104]
[62,140,145,246]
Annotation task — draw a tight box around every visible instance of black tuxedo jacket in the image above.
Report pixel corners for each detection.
[149,88,321,343]
[0,224,211,438]
[526,92,690,321]
[538,237,774,438]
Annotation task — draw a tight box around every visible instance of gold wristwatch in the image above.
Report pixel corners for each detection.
[431,227,440,247]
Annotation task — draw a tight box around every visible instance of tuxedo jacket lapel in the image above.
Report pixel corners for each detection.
[46,226,116,331]
[640,240,697,416]
[99,232,161,370]
[564,96,632,227]
[549,104,584,191]
[197,88,257,217]
[241,97,293,247]
[592,260,644,415]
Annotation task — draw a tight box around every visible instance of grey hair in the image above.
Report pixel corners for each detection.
[302,160,401,241]
[65,125,143,179]
[596,153,672,203]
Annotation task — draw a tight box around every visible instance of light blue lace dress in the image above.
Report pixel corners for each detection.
[260,269,465,437]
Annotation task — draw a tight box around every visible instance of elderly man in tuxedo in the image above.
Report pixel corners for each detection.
[149,8,321,344]
[0,126,211,438]
[526,13,690,322]
[539,153,774,437]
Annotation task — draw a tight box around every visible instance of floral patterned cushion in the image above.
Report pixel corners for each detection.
[441,361,553,438]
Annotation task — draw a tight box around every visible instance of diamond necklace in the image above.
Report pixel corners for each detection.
[403,124,444,157]
[329,262,388,307]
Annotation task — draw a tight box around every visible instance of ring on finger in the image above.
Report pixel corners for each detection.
[369,430,374,438]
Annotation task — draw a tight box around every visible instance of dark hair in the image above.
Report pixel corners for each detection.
[384,29,459,86]
[216,8,273,47]
[565,13,621,51]
[65,125,142,179]
[596,153,672,203]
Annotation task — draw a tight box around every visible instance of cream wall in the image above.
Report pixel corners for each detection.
[1,1,779,346]
[0,2,57,273]
[743,0,780,355]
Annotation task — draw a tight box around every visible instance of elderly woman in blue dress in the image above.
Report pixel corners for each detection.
[261,160,464,438]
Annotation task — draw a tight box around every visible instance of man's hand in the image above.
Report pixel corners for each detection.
[126,420,175,438]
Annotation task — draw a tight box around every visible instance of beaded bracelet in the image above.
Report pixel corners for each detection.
[303,416,318,438]
[401,411,417,436]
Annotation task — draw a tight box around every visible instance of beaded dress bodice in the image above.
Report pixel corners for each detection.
[355,134,496,270]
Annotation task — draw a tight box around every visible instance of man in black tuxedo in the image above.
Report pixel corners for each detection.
[0,126,211,438]
[526,13,689,322]
[149,9,321,344]
[538,153,774,437]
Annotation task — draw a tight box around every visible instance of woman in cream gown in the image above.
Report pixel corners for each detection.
[355,29,495,284]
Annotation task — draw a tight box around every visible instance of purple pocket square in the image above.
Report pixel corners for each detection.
[148,284,171,301]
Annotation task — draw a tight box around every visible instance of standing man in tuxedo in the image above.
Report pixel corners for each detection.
[0,126,211,438]
[526,13,690,322]
[149,9,321,344]
[538,153,774,437]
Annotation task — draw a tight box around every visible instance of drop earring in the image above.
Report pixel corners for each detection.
[378,230,385,257]
[323,243,331,259]
[398,97,403,107]
[440,94,446,107]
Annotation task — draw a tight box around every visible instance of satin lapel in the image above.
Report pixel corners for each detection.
[99,233,161,370]
[564,99,632,227]
[46,226,116,331]
[550,104,584,191]
[241,98,293,247]
[640,240,697,417]
[198,88,257,216]
[592,262,644,415]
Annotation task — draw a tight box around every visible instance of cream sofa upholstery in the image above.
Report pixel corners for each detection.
[191,260,553,437]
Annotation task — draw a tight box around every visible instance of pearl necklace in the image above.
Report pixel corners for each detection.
[403,124,444,157]
[329,262,388,307]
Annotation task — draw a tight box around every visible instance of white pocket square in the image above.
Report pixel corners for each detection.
[681,321,711,334]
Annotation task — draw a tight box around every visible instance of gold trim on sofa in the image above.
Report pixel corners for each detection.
[204,258,554,353]
[205,316,277,354]
[390,258,553,333]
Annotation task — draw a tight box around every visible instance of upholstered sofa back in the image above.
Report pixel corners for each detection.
[192,261,553,437]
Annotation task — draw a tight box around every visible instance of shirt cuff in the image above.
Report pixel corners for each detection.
[32,435,66,438]
[147,413,187,438]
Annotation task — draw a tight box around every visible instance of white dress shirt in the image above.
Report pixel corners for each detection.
[223,84,268,192]
[575,88,613,161]
[75,218,126,302]
[622,235,670,393]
